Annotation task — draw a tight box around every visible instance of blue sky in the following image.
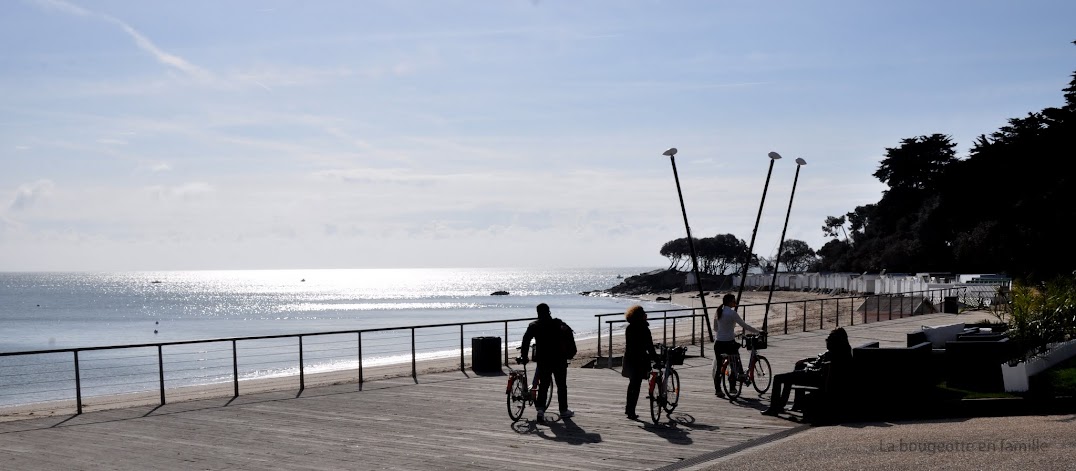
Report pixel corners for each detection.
[1,0,1073,271]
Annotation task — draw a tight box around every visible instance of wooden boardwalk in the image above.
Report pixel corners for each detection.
[0,311,993,470]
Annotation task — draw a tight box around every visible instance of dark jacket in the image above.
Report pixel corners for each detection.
[622,321,657,379]
[521,316,569,363]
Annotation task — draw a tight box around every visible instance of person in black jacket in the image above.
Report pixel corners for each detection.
[622,305,657,420]
[762,327,852,416]
[520,303,573,423]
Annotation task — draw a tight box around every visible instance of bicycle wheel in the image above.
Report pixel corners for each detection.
[751,356,772,394]
[663,369,680,413]
[507,376,527,421]
[720,362,742,400]
[648,374,664,424]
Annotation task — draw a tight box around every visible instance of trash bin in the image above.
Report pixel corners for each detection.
[471,336,502,373]
[943,296,959,314]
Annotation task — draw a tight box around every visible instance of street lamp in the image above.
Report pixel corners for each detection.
[662,147,713,341]
[735,152,782,307]
[762,157,807,333]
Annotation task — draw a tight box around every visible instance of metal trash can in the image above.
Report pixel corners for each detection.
[471,336,502,373]
[943,296,959,314]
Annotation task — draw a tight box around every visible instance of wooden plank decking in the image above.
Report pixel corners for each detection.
[0,311,994,470]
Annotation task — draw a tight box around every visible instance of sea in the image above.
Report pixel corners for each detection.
[0,267,680,408]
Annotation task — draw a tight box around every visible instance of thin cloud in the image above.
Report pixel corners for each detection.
[10,180,56,211]
[146,182,214,200]
[31,0,213,82]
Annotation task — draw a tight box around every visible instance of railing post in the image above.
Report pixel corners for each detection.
[299,335,305,392]
[802,300,807,333]
[691,310,696,346]
[504,322,509,367]
[672,318,677,348]
[889,295,893,320]
[699,312,706,358]
[74,350,82,415]
[459,325,465,372]
[410,328,417,380]
[784,303,789,334]
[232,340,239,398]
[597,316,602,362]
[662,312,668,344]
[358,332,364,390]
[863,294,868,324]
[607,322,613,369]
[158,345,166,406]
[850,297,854,326]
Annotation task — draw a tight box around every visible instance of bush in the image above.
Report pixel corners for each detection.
[1004,275,1076,361]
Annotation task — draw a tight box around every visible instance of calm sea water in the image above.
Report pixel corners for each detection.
[0,268,680,407]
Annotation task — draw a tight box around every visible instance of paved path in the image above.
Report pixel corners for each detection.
[4,310,1041,470]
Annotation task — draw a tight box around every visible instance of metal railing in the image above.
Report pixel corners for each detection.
[593,288,960,372]
[0,316,549,416]
[0,288,961,417]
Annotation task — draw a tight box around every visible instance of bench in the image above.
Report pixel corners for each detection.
[907,324,1012,391]
[790,341,933,423]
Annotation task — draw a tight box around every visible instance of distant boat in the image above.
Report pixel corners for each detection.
[616,274,623,279]
[491,290,509,296]
[150,280,162,284]
[301,278,306,282]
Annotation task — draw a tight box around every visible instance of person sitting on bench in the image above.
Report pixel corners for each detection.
[762,327,852,416]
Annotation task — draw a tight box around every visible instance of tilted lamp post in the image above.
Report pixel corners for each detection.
[662,147,713,341]
[735,152,782,309]
[761,157,806,333]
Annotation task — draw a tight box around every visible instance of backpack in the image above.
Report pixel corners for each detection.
[558,319,578,360]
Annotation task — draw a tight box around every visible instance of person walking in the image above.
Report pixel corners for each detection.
[622,305,658,420]
[520,303,574,423]
[712,293,759,397]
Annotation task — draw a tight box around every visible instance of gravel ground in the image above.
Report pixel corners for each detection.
[695,414,1076,471]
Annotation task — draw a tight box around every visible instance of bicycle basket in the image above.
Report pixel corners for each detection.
[745,332,768,350]
[667,346,687,365]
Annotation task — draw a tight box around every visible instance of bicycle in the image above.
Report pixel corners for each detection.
[647,343,687,424]
[717,332,772,401]
[505,348,554,422]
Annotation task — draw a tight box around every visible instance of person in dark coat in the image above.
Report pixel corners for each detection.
[622,305,658,420]
[520,303,573,422]
[762,327,852,416]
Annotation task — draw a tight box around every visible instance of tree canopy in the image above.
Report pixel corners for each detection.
[813,42,1076,282]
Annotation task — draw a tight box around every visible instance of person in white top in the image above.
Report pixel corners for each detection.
[711,293,759,397]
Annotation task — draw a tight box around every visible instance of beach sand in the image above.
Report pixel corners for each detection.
[0,289,899,423]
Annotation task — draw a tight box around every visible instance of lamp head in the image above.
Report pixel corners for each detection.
[768,152,782,160]
[795,158,807,165]
[663,148,677,157]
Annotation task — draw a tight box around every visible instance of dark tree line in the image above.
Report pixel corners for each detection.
[814,41,1076,283]
[659,234,817,275]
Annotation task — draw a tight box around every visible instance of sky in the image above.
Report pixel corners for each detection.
[1,0,1074,272]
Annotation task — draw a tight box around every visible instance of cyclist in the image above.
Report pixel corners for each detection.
[622,305,658,421]
[520,303,573,423]
[712,293,759,397]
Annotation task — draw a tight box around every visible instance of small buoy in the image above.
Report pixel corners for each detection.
[154,330,158,334]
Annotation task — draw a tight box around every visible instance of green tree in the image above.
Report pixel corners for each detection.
[779,239,817,272]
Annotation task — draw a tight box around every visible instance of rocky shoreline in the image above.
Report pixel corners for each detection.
[590,268,736,296]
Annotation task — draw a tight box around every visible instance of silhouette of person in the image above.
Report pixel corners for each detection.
[520,303,573,423]
[622,305,657,420]
[712,293,758,397]
[762,327,852,416]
